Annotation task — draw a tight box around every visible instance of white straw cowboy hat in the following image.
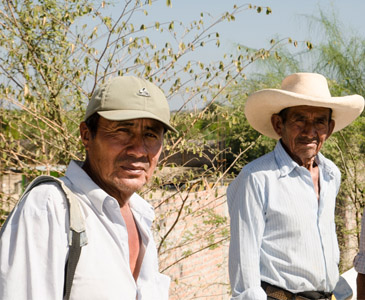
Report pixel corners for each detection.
[244,72,364,139]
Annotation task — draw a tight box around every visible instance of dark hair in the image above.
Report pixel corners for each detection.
[277,107,333,124]
[84,112,100,138]
[277,108,290,123]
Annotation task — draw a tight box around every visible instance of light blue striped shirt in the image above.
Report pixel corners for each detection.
[227,141,341,300]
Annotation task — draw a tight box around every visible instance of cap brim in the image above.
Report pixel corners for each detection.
[97,110,178,133]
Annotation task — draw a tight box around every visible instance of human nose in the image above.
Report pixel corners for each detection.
[301,121,316,137]
[125,135,148,157]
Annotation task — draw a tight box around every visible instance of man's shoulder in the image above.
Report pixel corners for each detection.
[20,179,68,212]
[229,151,278,191]
[3,180,68,229]
[241,150,277,175]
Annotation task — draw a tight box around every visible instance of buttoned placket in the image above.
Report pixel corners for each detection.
[296,165,329,284]
[299,163,335,291]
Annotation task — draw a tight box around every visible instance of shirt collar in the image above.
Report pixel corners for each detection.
[129,193,155,227]
[274,141,298,177]
[316,151,335,179]
[65,160,109,214]
[274,140,334,178]
[65,160,155,224]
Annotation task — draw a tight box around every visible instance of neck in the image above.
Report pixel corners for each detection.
[301,158,317,171]
[280,140,317,171]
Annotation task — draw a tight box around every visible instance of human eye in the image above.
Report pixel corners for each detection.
[145,124,164,139]
[106,126,130,138]
[314,118,328,129]
[114,123,132,133]
[145,131,158,139]
[116,127,129,132]
[293,116,306,124]
[317,118,327,124]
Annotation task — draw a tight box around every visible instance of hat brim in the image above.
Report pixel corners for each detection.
[245,89,364,139]
[98,110,178,133]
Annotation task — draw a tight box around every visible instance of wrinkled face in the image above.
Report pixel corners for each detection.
[80,117,164,200]
[271,105,335,165]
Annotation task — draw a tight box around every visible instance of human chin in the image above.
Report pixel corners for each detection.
[113,175,147,193]
[296,147,318,160]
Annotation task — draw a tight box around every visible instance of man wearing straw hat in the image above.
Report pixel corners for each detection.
[227,73,364,300]
[0,76,176,299]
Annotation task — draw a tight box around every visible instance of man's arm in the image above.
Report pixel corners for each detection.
[227,172,267,300]
[0,183,68,300]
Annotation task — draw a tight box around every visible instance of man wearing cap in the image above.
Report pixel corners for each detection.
[227,73,364,300]
[0,76,176,299]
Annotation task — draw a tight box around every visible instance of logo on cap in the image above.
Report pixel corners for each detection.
[137,87,151,97]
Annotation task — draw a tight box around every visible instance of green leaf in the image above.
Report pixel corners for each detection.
[306,41,313,49]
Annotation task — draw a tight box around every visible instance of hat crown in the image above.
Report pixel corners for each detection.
[84,76,177,132]
[281,73,331,99]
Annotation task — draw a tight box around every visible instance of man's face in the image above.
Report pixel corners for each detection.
[271,105,335,165]
[80,117,164,201]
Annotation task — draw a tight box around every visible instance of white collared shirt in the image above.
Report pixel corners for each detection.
[0,160,170,300]
[227,141,341,300]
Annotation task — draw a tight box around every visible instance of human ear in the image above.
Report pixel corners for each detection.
[271,114,284,137]
[79,122,91,150]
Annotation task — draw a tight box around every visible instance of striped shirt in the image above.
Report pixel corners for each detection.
[354,210,365,274]
[227,141,341,300]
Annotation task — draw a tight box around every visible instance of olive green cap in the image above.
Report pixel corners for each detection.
[85,76,177,133]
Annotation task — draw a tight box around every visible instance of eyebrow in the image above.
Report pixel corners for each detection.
[145,124,164,134]
[114,121,134,127]
[291,112,329,119]
[113,120,164,133]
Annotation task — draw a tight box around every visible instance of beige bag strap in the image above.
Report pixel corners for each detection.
[1,175,88,300]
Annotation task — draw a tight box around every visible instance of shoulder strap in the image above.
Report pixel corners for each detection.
[31,176,88,300]
[27,176,87,236]
[1,175,88,300]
